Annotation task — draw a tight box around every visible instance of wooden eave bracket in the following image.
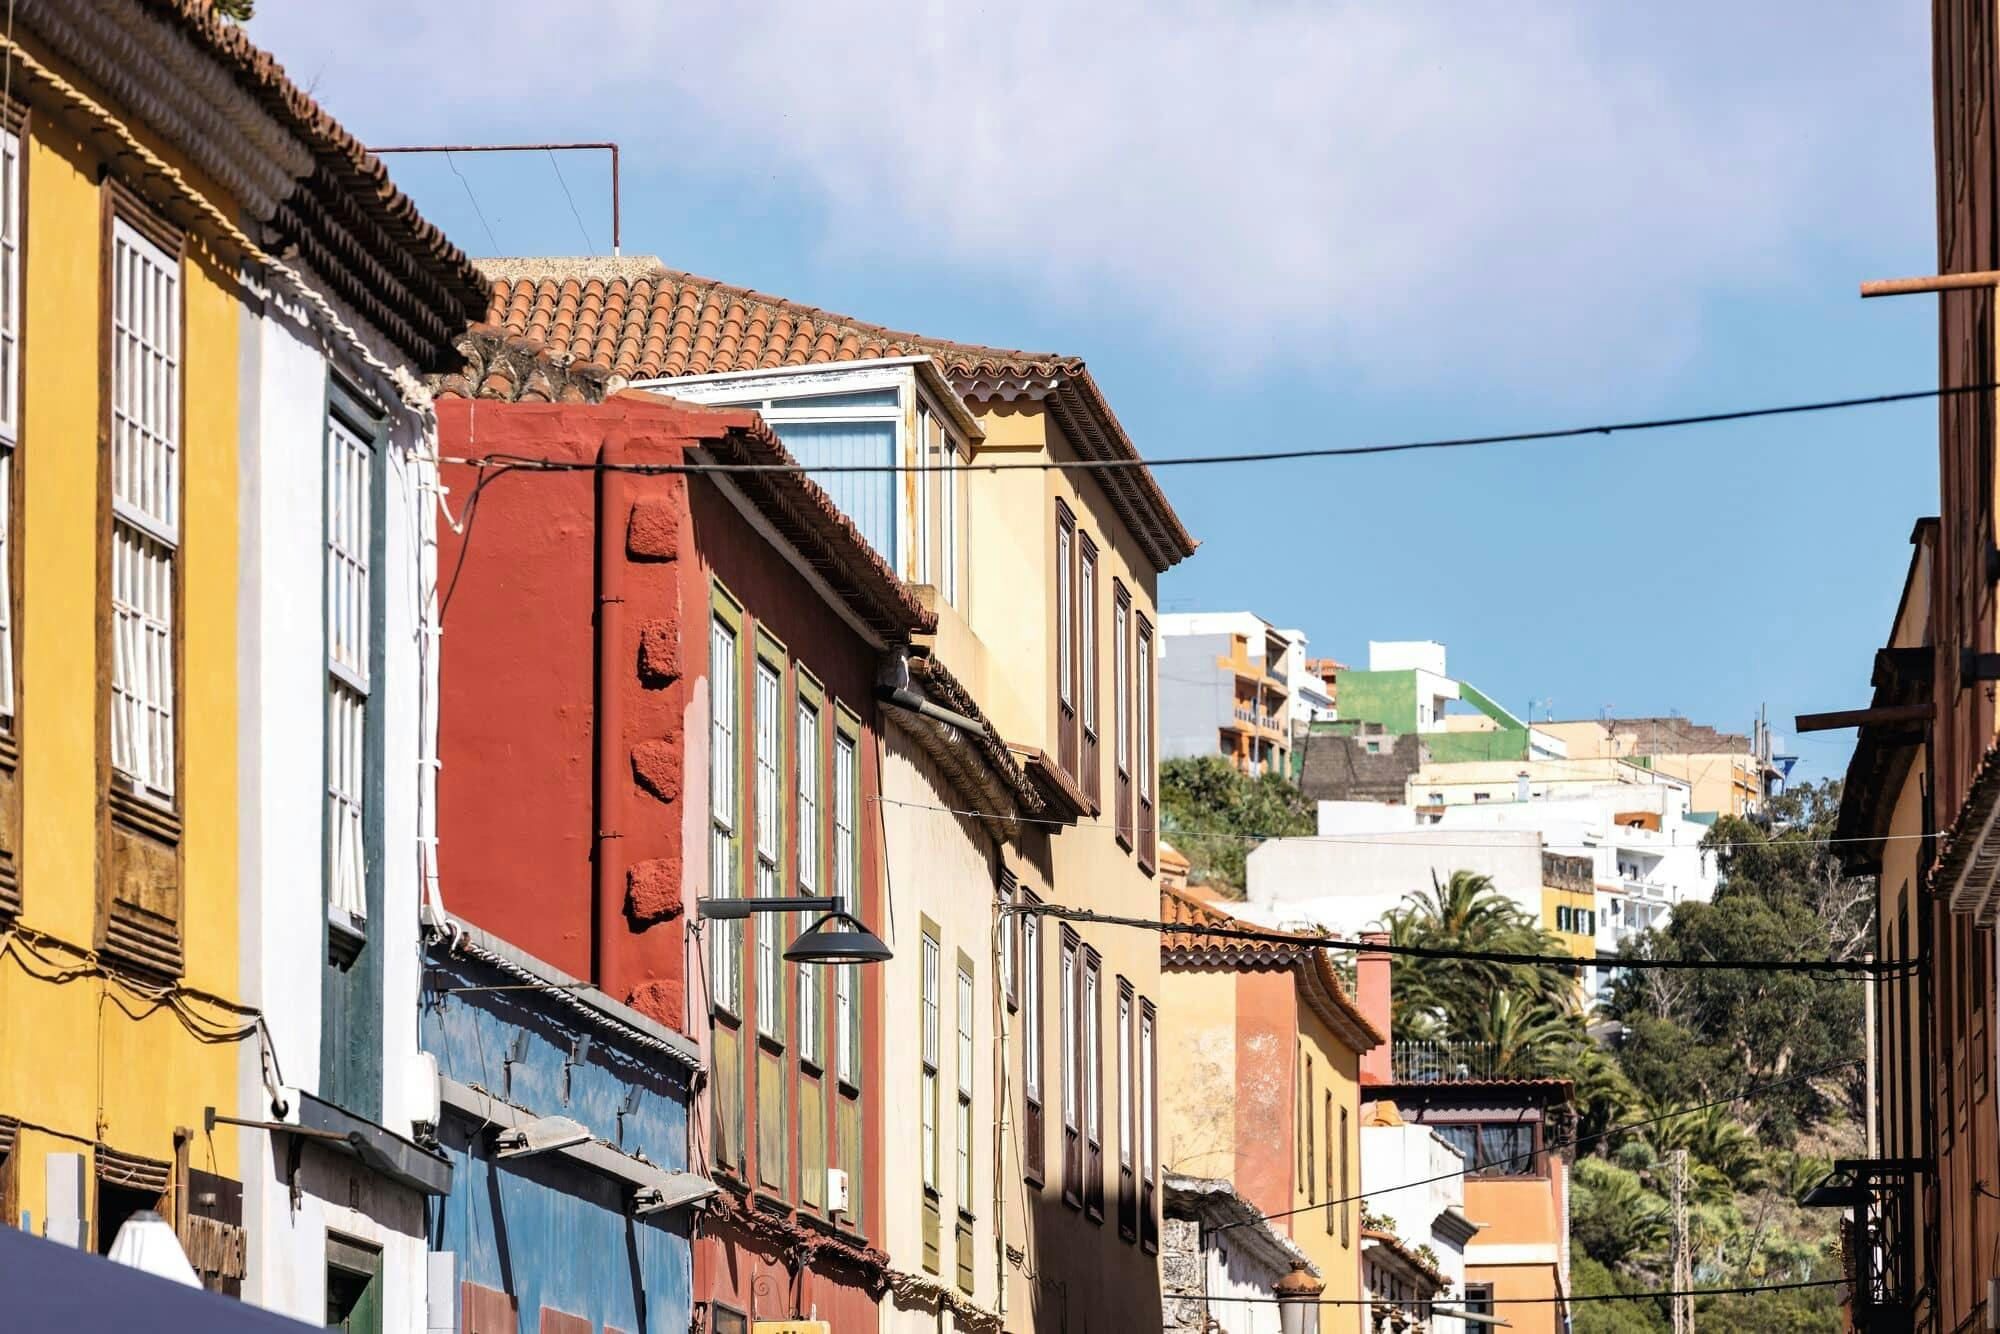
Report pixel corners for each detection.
[1794,703,1936,734]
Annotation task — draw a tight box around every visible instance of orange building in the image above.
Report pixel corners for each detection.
[1350,941,1573,1332]
[1157,888,1384,1331]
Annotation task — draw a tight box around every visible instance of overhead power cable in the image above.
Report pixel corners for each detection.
[871,792,1936,854]
[1013,901,1909,975]
[1209,1057,1861,1232]
[1170,1278,1843,1306]
[439,380,2000,477]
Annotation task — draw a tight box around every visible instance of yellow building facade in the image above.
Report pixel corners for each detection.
[0,22,248,1252]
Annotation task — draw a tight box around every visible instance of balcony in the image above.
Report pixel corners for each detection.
[1229,704,1285,735]
[1391,1040,1499,1083]
[1619,874,1669,901]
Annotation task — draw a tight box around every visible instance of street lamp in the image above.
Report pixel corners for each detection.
[696,895,892,965]
[1273,1260,1324,1334]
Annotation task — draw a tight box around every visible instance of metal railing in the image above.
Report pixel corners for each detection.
[1391,1040,1500,1083]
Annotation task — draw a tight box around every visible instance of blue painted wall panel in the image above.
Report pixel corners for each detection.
[421,948,696,1332]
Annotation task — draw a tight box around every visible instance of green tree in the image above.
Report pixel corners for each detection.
[1158,755,1315,895]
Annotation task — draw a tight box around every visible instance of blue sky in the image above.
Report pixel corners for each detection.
[253,2,1939,779]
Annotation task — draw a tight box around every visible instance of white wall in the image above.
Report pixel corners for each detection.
[1360,1122,1473,1334]
[877,723,1004,1329]
[1244,825,1547,932]
[237,271,436,1326]
[1368,641,1447,676]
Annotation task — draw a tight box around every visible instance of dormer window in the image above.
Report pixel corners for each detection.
[638,359,975,607]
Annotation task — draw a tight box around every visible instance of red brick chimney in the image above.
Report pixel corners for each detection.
[1357,930,1393,1085]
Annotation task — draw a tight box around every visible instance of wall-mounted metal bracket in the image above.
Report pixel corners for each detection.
[1962,649,2000,686]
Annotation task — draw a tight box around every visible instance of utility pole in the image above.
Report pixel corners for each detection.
[1670,1147,1694,1334]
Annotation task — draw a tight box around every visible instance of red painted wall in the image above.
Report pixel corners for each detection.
[436,395,708,1021]
[1233,968,1300,1229]
[685,466,886,1330]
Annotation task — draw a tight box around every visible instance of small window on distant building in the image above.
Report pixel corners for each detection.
[1473,792,1490,803]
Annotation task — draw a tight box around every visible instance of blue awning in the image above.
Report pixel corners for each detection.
[0,1222,317,1329]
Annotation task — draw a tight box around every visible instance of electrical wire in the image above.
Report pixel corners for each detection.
[872,790,1932,854]
[1017,900,1907,975]
[1208,1057,1862,1232]
[445,149,500,254]
[547,148,598,255]
[1170,1277,1843,1306]
[437,380,2000,478]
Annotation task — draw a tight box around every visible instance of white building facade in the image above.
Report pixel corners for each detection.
[1359,1107,1480,1334]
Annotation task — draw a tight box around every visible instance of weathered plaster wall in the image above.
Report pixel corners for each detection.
[1158,967,1238,1181]
[423,943,695,1334]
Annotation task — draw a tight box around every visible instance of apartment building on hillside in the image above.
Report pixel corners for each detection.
[1158,611,1302,778]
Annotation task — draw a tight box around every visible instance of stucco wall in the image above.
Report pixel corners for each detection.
[1159,968,1239,1181]
[877,723,1003,1327]
[1,52,246,1248]
[1246,833,1546,932]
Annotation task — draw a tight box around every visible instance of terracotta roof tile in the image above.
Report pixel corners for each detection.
[133,0,489,367]
[461,257,1197,571]
[1160,887,1383,1051]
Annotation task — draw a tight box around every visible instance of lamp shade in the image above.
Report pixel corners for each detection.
[1273,1260,1323,1334]
[106,1210,201,1288]
[785,911,893,965]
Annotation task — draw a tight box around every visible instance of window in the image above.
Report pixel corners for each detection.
[0,116,19,726]
[796,691,823,1067]
[1079,537,1098,796]
[1113,583,1131,845]
[833,720,862,1091]
[940,420,958,607]
[922,930,941,1198]
[708,611,741,1014]
[324,404,373,950]
[1056,515,1074,708]
[766,409,900,564]
[1136,617,1155,868]
[1083,947,1103,1219]
[1140,998,1158,1250]
[1117,980,1136,1240]
[1023,895,1045,1183]
[754,658,783,1041]
[956,960,974,1214]
[109,218,180,802]
[325,1236,383,1334]
[1000,871,1019,1012]
[834,730,857,905]
[1463,1284,1495,1321]
[1060,928,1080,1205]
[1431,1120,1539,1176]
[1305,1056,1315,1203]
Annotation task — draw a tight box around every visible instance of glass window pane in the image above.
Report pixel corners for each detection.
[769,420,898,563]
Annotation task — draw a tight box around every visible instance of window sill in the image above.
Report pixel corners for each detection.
[327,904,367,970]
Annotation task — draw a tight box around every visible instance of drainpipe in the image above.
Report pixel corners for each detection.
[594,434,631,992]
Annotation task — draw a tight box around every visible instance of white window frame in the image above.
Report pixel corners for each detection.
[324,407,373,933]
[0,119,21,723]
[796,694,823,1066]
[1056,518,1073,708]
[1023,912,1043,1105]
[940,424,959,607]
[1137,623,1154,802]
[956,962,975,1211]
[1079,544,1096,737]
[834,727,861,1090]
[753,658,783,1041]
[1117,988,1133,1170]
[1084,955,1101,1152]
[1060,938,1078,1133]
[709,615,741,1015]
[1140,1003,1156,1178]
[1114,596,1128,776]
[922,931,941,1195]
[914,409,933,586]
[108,217,180,802]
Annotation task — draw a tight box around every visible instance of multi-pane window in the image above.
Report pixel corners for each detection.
[1056,516,1074,708]
[1059,930,1079,1202]
[709,615,741,1014]
[796,695,822,1066]
[0,120,20,722]
[1136,622,1153,801]
[922,931,941,1196]
[1117,981,1135,1238]
[1079,538,1098,793]
[1084,949,1103,1217]
[109,219,180,801]
[956,963,974,1211]
[914,410,934,586]
[1113,594,1128,767]
[834,963,857,1087]
[834,728,861,1088]
[940,425,958,607]
[754,660,783,1040]
[325,411,372,929]
[1139,1001,1157,1186]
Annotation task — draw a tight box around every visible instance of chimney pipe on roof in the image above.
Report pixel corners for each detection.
[1358,930,1392,1084]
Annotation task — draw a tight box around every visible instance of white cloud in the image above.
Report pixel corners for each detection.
[254,2,1931,387]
